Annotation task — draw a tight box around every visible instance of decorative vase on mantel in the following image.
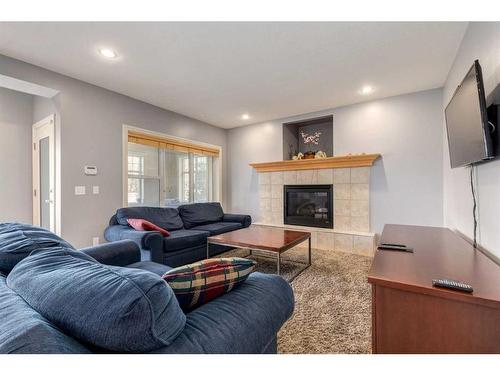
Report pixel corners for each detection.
[303,151,316,159]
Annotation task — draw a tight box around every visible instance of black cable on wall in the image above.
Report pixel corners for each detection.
[470,165,478,248]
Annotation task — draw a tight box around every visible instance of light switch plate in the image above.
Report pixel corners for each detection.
[75,186,86,195]
[92,186,99,195]
[92,237,99,246]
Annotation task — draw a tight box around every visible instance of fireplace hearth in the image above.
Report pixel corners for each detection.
[284,185,333,228]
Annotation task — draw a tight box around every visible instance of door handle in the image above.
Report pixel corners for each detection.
[44,200,54,204]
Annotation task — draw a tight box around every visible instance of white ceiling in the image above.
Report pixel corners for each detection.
[0,22,467,128]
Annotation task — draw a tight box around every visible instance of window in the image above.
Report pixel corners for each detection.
[193,154,212,203]
[164,150,190,205]
[127,131,219,207]
[127,143,160,206]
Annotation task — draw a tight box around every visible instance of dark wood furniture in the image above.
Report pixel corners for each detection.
[368,224,500,353]
[207,225,311,281]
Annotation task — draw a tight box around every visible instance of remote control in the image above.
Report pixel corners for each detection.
[432,279,473,293]
[378,243,414,252]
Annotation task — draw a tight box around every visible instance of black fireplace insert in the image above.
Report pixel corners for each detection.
[284,184,333,228]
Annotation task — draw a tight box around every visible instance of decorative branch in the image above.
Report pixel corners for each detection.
[300,131,322,145]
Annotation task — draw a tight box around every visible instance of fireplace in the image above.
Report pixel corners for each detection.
[284,185,333,228]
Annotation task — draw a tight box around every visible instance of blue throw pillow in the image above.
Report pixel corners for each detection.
[7,247,186,352]
[0,222,74,274]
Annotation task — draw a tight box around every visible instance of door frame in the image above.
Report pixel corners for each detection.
[32,114,56,232]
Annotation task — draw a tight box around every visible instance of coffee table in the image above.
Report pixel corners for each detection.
[207,225,311,281]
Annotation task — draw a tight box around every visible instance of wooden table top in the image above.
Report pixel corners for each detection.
[208,225,311,253]
[368,224,500,309]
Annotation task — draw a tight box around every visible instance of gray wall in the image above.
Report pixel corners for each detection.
[334,89,444,234]
[228,88,444,234]
[1,54,228,247]
[33,96,59,124]
[0,51,447,246]
[443,22,500,259]
[0,87,33,223]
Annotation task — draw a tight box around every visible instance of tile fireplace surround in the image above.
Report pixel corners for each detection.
[256,167,375,257]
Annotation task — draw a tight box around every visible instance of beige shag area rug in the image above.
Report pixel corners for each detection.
[222,246,372,354]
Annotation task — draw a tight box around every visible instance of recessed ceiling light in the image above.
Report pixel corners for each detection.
[241,114,250,120]
[98,48,117,59]
[360,86,374,95]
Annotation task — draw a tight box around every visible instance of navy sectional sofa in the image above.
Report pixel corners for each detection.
[0,222,294,354]
[104,202,251,267]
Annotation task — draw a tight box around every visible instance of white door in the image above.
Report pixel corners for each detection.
[32,115,55,232]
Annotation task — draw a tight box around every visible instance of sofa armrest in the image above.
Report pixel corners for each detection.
[103,225,164,263]
[222,214,251,228]
[80,240,141,267]
[153,272,294,354]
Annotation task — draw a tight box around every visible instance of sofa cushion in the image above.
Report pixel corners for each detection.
[116,207,184,231]
[163,229,210,253]
[127,218,170,237]
[127,261,172,276]
[163,257,256,311]
[178,202,224,229]
[153,272,295,354]
[0,274,90,354]
[190,222,243,236]
[7,247,186,353]
[0,222,75,274]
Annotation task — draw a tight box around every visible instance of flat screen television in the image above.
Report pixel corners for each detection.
[445,60,495,168]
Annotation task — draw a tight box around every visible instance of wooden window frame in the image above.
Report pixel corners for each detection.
[122,125,223,208]
[127,131,220,157]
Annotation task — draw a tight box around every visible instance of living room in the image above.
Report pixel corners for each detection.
[1,1,500,372]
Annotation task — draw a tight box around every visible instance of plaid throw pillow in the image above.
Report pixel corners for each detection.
[162,257,256,310]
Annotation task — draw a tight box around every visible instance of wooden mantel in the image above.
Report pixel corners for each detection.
[249,153,381,172]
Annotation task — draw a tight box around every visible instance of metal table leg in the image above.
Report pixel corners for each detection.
[206,241,210,259]
[286,236,312,283]
[277,252,281,275]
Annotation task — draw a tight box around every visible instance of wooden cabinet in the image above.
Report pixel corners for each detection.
[368,224,500,353]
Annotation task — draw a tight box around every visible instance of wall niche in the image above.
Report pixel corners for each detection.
[282,115,333,160]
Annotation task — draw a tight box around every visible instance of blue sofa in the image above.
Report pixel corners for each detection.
[0,222,294,354]
[104,202,251,267]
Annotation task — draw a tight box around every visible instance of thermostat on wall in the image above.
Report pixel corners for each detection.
[84,166,98,176]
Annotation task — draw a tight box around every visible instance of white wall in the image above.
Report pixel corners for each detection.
[1,54,228,248]
[443,22,500,259]
[0,87,33,223]
[228,88,444,235]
